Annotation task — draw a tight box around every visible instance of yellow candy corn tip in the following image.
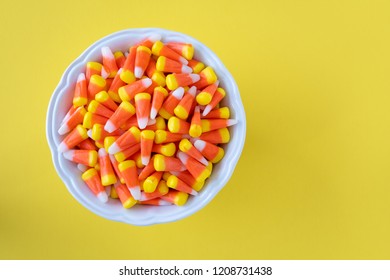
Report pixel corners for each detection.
[75,124,88,139]
[81,168,98,181]
[167,117,181,133]
[141,130,155,140]
[143,177,159,193]
[151,40,164,55]
[154,154,166,171]
[192,180,205,192]
[87,100,99,113]
[118,160,136,172]
[155,116,167,130]
[200,120,211,132]
[182,45,194,60]
[174,105,189,120]
[87,62,102,71]
[90,74,106,87]
[166,74,178,90]
[174,192,189,206]
[114,152,126,162]
[154,86,168,96]
[219,128,230,143]
[152,72,166,87]
[73,97,88,107]
[179,139,192,153]
[91,124,102,141]
[120,178,126,184]
[206,162,213,174]
[166,175,178,189]
[82,112,93,129]
[95,91,109,102]
[137,45,152,54]
[212,148,225,164]
[120,101,136,114]
[101,174,117,186]
[88,150,98,167]
[120,70,136,84]
[161,143,176,157]
[220,107,230,119]
[110,186,119,198]
[154,130,167,144]
[118,87,129,102]
[135,93,151,102]
[123,197,138,209]
[114,51,124,59]
[217,87,226,97]
[158,108,172,120]
[155,56,166,71]
[196,92,213,106]
[189,124,202,138]
[158,181,169,195]
[202,67,218,84]
[196,168,211,182]
[104,136,117,152]
[107,90,122,103]
[192,62,205,74]
[129,126,141,142]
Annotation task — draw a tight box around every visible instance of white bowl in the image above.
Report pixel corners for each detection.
[46,28,246,226]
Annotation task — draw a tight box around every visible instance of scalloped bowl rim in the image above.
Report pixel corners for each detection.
[46,28,246,226]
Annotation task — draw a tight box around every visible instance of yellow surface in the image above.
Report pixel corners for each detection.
[1,0,390,259]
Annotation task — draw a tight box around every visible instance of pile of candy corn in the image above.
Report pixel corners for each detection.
[57,34,237,208]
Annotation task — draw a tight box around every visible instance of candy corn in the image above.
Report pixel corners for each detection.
[73,73,88,107]
[57,36,238,208]
[81,168,108,203]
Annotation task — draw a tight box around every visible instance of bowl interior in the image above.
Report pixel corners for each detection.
[47,28,246,225]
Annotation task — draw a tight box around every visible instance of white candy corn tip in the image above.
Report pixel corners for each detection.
[158,200,173,206]
[191,189,198,196]
[105,186,111,196]
[194,140,206,152]
[179,56,188,65]
[117,68,123,74]
[124,51,129,57]
[129,187,141,200]
[58,123,70,135]
[141,156,150,166]
[199,156,209,166]
[202,105,212,116]
[172,87,185,99]
[148,33,162,42]
[77,163,88,172]
[138,117,149,129]
[188,86,197,96]
[108,142,120,155]
[58,142,69,153]
[101,66,110,79]
[150,108,158,120]
[63,150,75,161]
[104,120,116,133]
[97,192,108,203]
[98,148,107,157]
[142,77,153,87]
[77,72,86,82]
[87,129,93,138]
[101,46,114,58]
[182,65,192,74]
[176,151,189,164]
[134,66,144,79]
[190,74,200,83]
[227,119,238,126]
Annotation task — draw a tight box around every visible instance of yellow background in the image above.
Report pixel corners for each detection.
[1,0,390,259]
